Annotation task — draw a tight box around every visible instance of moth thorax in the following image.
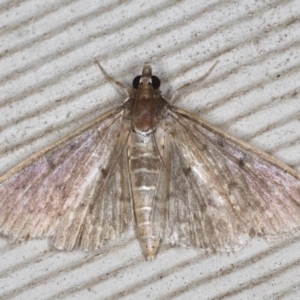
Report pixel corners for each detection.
[134,126,155,138]
[133,132,153,143]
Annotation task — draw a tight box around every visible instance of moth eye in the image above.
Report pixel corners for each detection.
[133,76,141,89]
[132,75,161,89]
[151,76,160,89]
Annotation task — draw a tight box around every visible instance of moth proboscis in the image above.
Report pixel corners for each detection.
[1,62,300,261]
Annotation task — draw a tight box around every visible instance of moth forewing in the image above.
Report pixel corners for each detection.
[0,107,127,248]
[167,106,300,251]
[172,105,300,184]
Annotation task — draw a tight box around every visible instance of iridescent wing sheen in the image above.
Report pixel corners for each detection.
[0,107,133,250]
[164,106,300,252]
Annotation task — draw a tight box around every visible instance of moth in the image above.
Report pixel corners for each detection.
[1,63,300,261]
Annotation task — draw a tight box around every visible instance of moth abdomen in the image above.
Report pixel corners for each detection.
[128,134,162,260]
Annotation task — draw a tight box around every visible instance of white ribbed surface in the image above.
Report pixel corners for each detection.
[0,0,300,299]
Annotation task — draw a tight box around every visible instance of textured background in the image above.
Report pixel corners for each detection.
[0,0,300,299]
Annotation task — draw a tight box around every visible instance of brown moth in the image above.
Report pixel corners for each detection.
[0,64,300,261]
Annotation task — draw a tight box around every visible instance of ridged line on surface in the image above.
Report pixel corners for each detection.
[0,237,136,300]
[162,235,300,300]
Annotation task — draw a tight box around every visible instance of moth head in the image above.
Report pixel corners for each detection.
[132,65,161,90]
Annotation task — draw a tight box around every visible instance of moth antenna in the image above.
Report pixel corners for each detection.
[96,81,144,200]
[170,61,219,103]
[94,60,130,99]
[151,132,187,202]
[98,115,135,198]
[150,82,187,202]
[90,61,134,194]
